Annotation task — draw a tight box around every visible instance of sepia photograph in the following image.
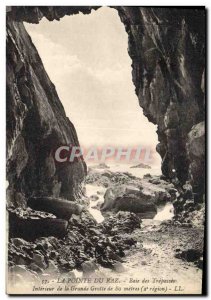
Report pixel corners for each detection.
[6,5,206,295]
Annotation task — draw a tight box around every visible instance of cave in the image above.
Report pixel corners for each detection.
[6,7,206,295]
[6,6,205,206]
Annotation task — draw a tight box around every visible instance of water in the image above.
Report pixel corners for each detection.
[110,164,161,178]
[90,163,161,179]
[154,203,174,221]
[86,184,105,223]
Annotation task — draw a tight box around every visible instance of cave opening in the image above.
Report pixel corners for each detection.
[6,8,205,292]
[24,6,161,178]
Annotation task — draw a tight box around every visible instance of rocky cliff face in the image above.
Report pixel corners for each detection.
[6,13,87,207]
[6,6,205,207]
[116,7,205,200]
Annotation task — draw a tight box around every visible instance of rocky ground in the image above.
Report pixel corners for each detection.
[98,221,204,294]
[7,167,205,294]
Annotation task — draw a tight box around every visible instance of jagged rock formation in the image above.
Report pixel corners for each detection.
[116,7,205,200]
[8,211,139,280]
[6,10,87,206]
[6,6,205,207]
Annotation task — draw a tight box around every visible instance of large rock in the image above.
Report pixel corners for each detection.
[9,210,68,240]
[101,185,136,211]
[175,248,203,269]
[114,196,157,219]
[101,179,173,218]
[28,197,84,220]
[100,211,141,235]
[102,185,156,218]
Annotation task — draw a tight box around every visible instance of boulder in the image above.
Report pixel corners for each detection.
[100,211,141,235]
[143,173,152,178]
[101,177,174,217]
[114,196,157,218]
[9,211,68,240]
[28,197,84,220]
[175,248,202,263]
[101,185,157,218]
[11,238,28,248]
[102,185,141,211]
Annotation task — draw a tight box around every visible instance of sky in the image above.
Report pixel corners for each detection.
[24,7,161,167]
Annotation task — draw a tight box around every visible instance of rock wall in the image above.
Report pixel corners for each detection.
[115,7,205,199]
[6,12,87,206]
[6,6,205,206]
